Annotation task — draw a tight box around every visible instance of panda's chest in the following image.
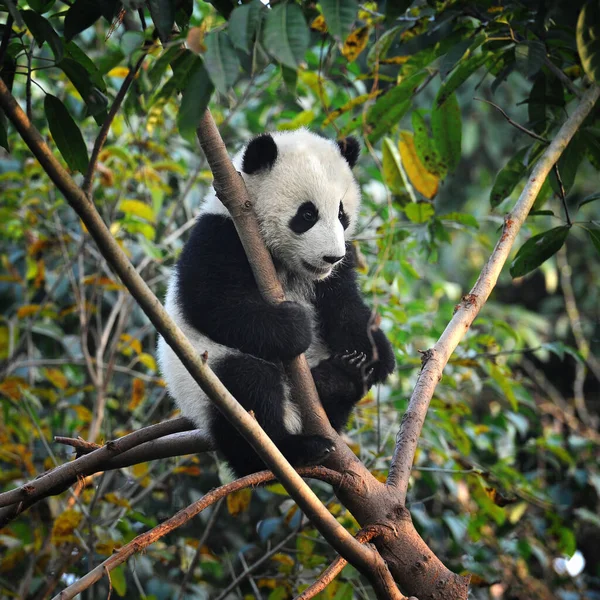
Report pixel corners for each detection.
[283,280,330,368]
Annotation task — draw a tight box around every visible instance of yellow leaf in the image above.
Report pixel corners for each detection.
[272,553,294,567]
[70,405,93,423]
[118,199,156,223]
[108,66,130,78]
[118,333,142,356]
[187,26,207,53]
[129,378,145,410]
[380,56,410,65]
[103,492,131,508]
[138,353,157,371]
[227,488,252,516]
[0,326,9,360]
[0,377,28,400]
[342,26,370,62]
[132,462,149,478]
[17,304,41,319]
[96,540,122,556]
[278,110,315,131]
[44,368,68,390]
[322,91,381,126]
[83,275,124,290]
[310,14,327,32]
[398,131,439,199]
[173,465,201,476]
[51,509,82,544]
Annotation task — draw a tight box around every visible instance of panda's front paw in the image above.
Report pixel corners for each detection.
[276,301,313,358]
[330,350,374,392]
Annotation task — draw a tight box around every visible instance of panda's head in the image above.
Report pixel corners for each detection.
[238,129,361,281]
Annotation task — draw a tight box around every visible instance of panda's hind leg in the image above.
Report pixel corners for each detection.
[211,353,335,476]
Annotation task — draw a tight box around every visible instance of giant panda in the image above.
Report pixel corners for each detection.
[158,129,395,476]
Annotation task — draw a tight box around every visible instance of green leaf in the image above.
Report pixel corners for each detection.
[263,3,309,69]
[59,57,108,121]
[64,41,107,92]
[148,0,175,43]
[581,128,600,170]
[382,137,404,195]
[177,59,214,143]
[436,51,490,107]
[509,226,570,278]
[579,192,600,208]
[431,92,461,173]
[149,49,197,107]
[440,212,479,228]
[586,228,600,256]
[205,31,240,95]
[439,39,471,81]
[365,72,426,143]
[515,41,546,78]
[64,0,110,42]
[22,10,63,62]
[110,565,127,597]
[321,0,358,42]
[405,202,435,224]
[147,45,181,90]
[577,1,600,84]
[228,0,264,53]
[28,0,55,13]
[412,110,447,177]
[490,147,529,208]
[44,94,89,174]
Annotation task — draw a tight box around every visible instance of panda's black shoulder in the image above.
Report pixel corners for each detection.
[175,213,252,312]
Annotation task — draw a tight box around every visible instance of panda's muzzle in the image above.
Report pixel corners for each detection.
[302,260,333,277]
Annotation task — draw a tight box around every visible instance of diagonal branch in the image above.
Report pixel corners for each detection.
[50,467,343,600]
[195,111,332,436]
[387,84,600,503]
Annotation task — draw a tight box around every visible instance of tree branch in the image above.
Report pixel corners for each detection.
[82,51,147,197]
[295,526,404,600]
[195,111,332,437]
[387,84,600,503]
[0,80,401,599]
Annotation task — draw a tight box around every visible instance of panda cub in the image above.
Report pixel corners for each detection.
[158,129,395,476]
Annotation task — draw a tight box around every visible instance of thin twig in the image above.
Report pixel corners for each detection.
[552,164,571,227]
[82,51,147,197]
[214,523,302,600]
[0,418,193,510]
[177,499,225,600]
[474,97,549,143]
[544,56,581,99]
[51,468,345,600]
[296,527,383,600]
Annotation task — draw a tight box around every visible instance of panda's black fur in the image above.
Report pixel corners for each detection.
[158,129,395,476]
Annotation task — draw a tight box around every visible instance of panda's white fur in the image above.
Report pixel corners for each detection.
[158,129,360,438]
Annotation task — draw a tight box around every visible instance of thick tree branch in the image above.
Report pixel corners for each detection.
[0,80,401,599]
[387,84,600,502]
[196,111,332,436]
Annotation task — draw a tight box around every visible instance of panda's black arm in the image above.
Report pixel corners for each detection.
[176,214,312,361]
[314,244,395,384]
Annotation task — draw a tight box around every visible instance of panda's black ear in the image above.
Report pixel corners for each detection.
[337,136,360,168]
[242,134,278,175]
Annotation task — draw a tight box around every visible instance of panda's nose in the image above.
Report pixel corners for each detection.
[323,255,344,264]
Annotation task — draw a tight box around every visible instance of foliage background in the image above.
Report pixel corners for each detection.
[0,0,599,598]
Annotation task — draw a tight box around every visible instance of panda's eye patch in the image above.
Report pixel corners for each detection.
[338,201,349,230]
[290,202,319,234]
